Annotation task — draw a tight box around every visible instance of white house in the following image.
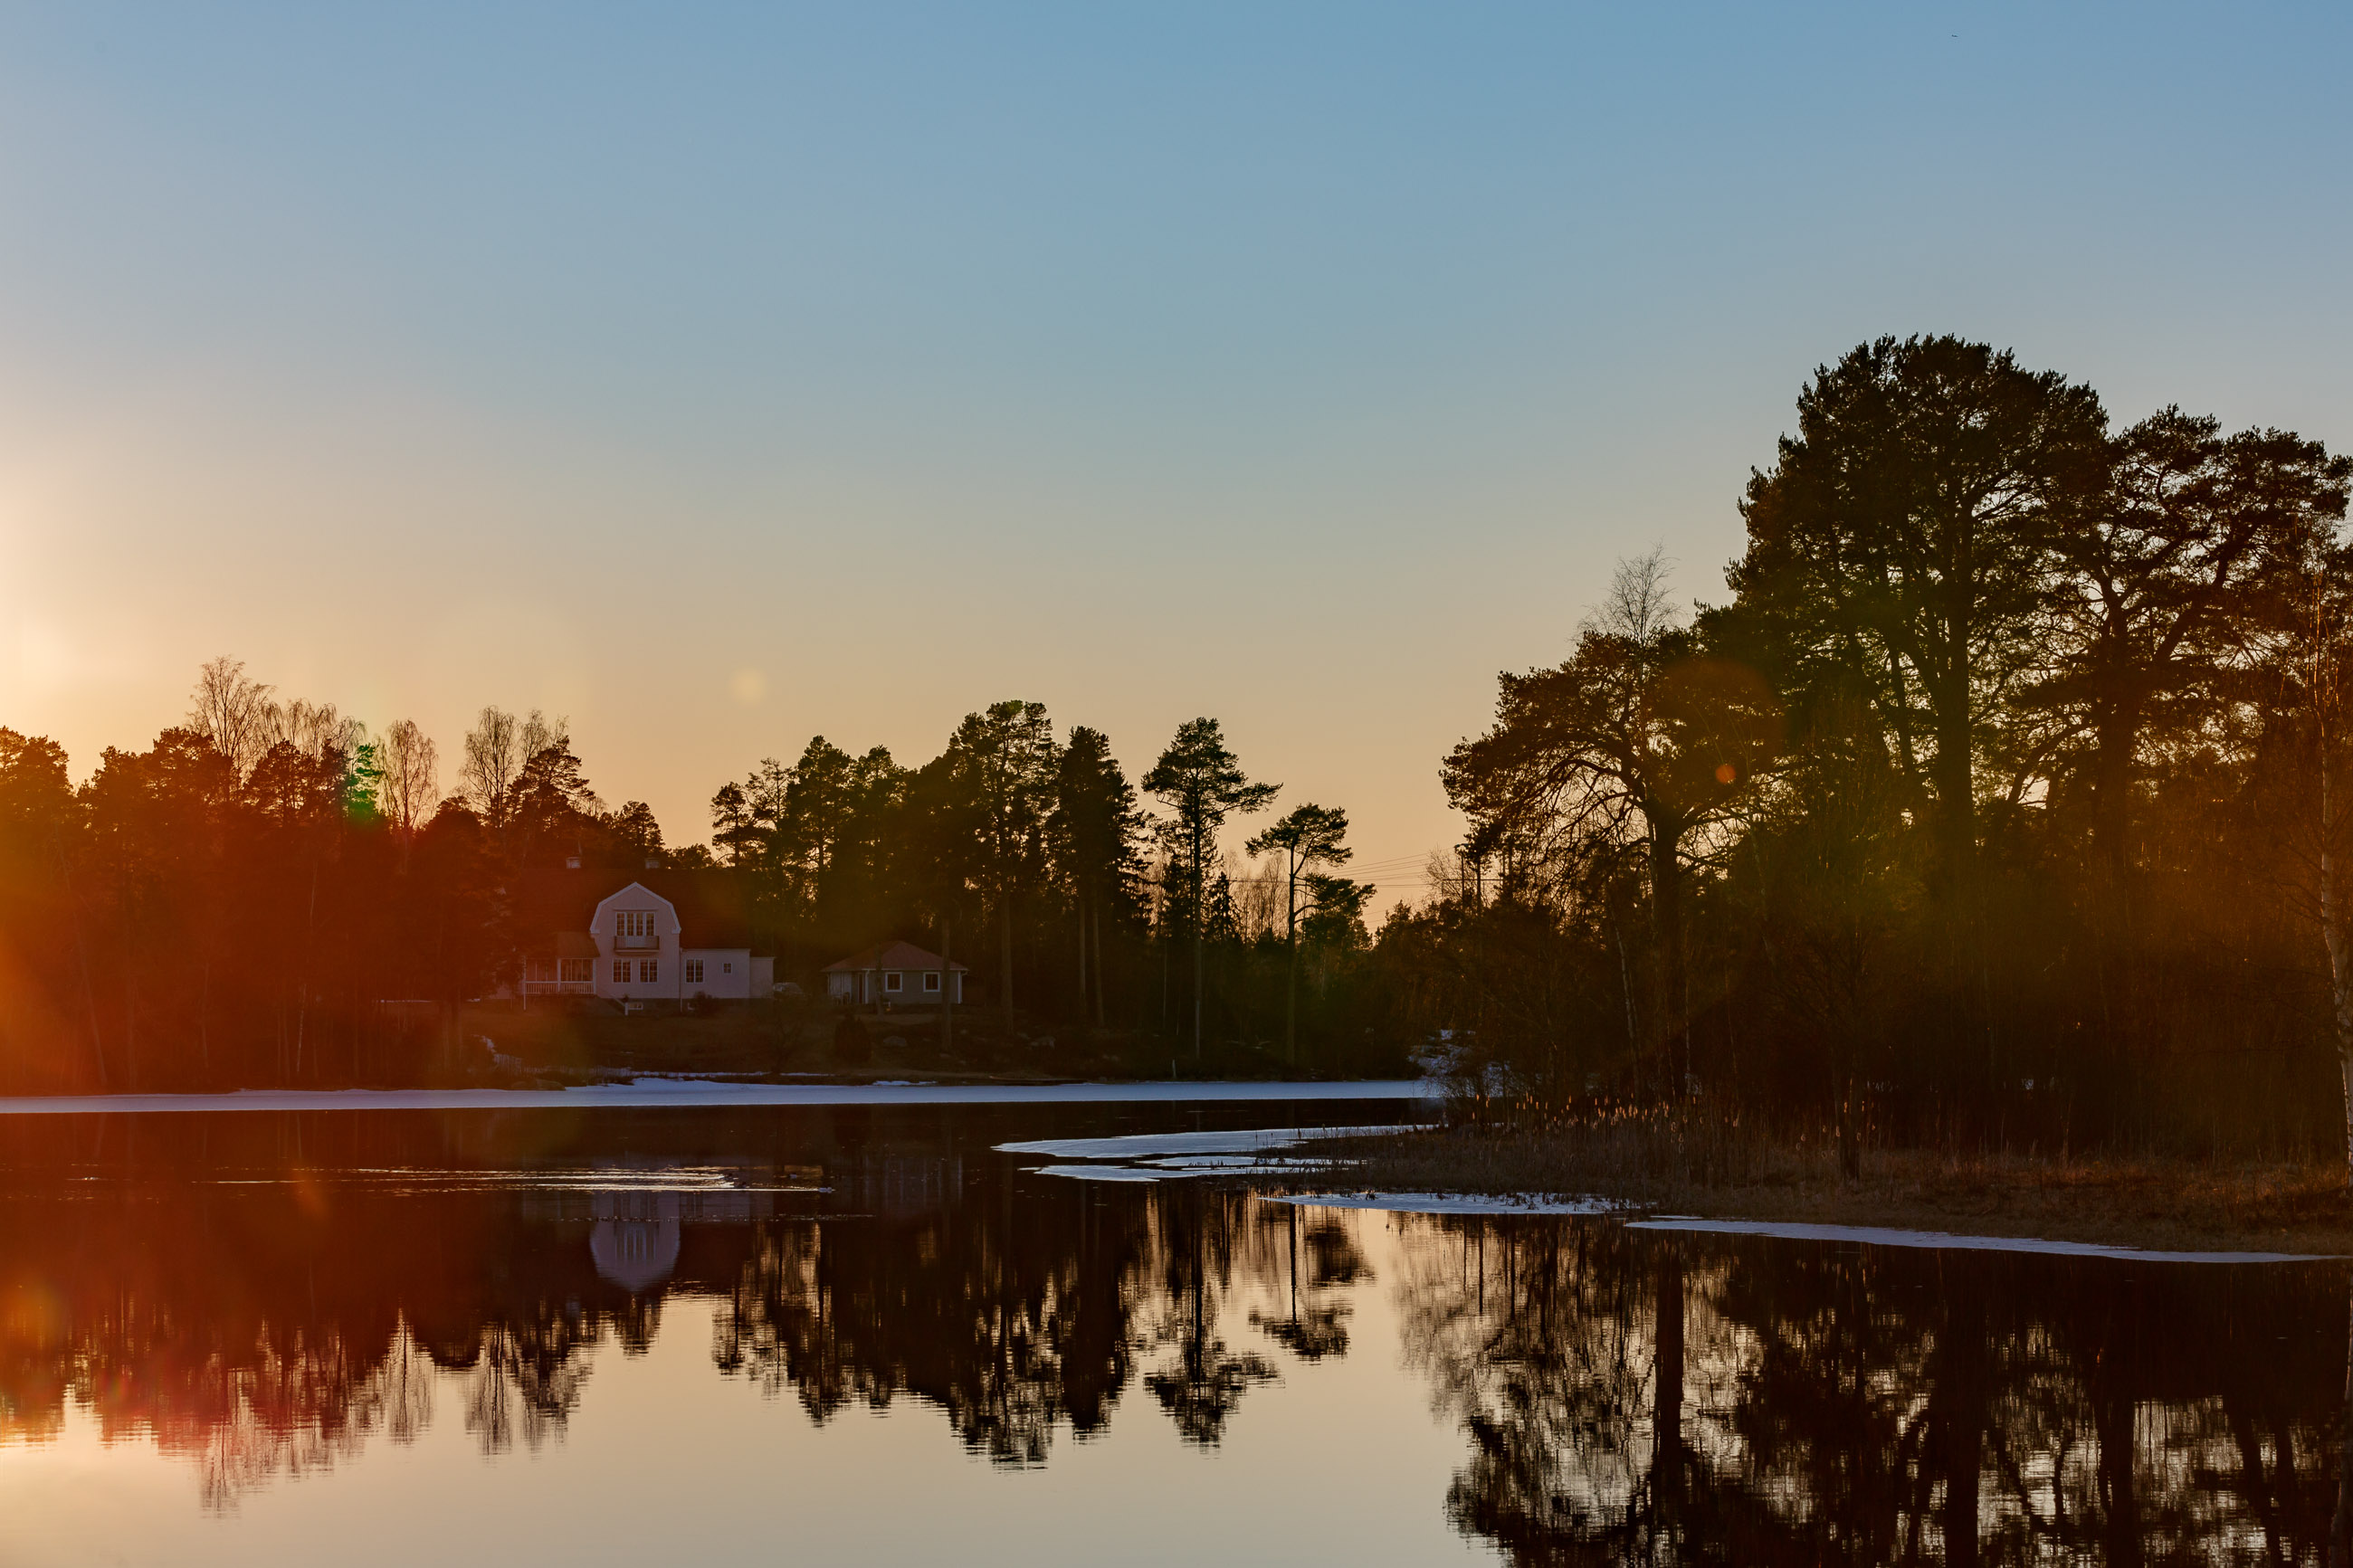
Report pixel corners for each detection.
[823,940,968,1008]
[518,871,776,1005]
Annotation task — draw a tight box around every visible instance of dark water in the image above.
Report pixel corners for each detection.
[0,1102,2344,1566]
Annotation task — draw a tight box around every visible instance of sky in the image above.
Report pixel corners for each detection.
[2,2,2348,901]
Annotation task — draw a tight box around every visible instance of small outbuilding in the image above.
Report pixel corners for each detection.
[823,941,968,1007]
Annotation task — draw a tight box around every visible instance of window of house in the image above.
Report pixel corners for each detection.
[639,959,658,984]
[923,972,940,993]
[883,971,902,993]
[685,959,704,984]
[722,962,732,974]
[560,958,593,984]
[615,911,656,945]
[612,960,628,984]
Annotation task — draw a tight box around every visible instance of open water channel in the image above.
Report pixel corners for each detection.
[0,1091,2344,1565]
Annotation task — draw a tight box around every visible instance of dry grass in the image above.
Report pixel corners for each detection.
[1313,1117,2353,1254]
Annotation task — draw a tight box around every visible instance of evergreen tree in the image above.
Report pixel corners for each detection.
[1143,719,1278,1061]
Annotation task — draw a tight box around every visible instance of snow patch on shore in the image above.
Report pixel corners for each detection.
[1627,1217,2336,1263]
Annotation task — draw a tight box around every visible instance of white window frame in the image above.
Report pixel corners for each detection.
[883,971,902,993]
[639,959,658,984]
[923,972,940,993]
[612,960,628,984]
[685,958,704,984]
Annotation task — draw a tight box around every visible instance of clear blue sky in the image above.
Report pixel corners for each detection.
[3,2,2348,894]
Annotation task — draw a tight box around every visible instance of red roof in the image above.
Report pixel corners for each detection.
[823,940,968,974]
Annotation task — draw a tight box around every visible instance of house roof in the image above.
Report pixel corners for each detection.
[823,940,969,974]
[514,869,767,954]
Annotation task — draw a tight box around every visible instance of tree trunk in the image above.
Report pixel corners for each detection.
[1648,820,1687,1097]
[1284,858,1300,1069]
[1091,902,1106,1029]
[2324,753,2353,1190]
[999,897,1015,1021]
[1193,819,1206,1063]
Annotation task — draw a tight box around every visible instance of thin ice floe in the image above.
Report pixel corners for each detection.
[0,1079,1437,1117]
[1002,1124,1423,1183]
[1030,1164,1208,1183]
[1273,1192,1625,1217]
[995,1125,1419,1160]
[1625,1217,2335,1263]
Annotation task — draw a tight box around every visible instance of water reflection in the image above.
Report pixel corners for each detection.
[0,1107,2346,1565]
[1395,1218,2348,1564]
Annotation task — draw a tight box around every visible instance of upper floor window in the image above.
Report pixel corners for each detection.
[614,910,658,949]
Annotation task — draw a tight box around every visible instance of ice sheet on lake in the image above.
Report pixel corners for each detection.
[0,1079,1436,1117]
[1029,1164,1206,1183]
[1627,1216,2338,1263]
[1272,1192,1625,1217]
[995,1125,1421,1160]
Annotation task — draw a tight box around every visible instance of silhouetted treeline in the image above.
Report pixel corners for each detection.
[0,662,680,1090]
[0,661,1389,1088]
[708,705,1381,1069]
[1401,334,2353,1161]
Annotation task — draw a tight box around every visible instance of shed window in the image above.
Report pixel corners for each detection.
[923,972,941,993]
[883,971,902,993]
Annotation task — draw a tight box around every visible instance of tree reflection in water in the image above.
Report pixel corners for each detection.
[6,1105,2348,1559]
[0,1134,1333,1503]
[1394,1216,2352,1565]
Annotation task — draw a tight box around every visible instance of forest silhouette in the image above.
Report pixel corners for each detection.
[4,334,2352,1169]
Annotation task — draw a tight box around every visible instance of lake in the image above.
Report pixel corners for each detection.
[0,1094,2343,1565]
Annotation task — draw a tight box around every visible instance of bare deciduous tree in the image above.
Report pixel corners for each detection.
[186,657,278,777]
[377,719,440,841]
[459,708,567,828]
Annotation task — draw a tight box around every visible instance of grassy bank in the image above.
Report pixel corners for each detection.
[455,1002,1304,1083]
[1310,1119,2353,1255]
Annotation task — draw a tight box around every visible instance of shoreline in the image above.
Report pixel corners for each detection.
[1306,1126,2353,1259]
[0,1078,1437,1116]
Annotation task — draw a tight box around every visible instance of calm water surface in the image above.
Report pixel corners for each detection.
[0,1101,2344,1565]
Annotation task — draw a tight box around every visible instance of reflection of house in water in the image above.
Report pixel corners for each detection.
[510,1165,809,1295]
[589,1195,685,1294]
